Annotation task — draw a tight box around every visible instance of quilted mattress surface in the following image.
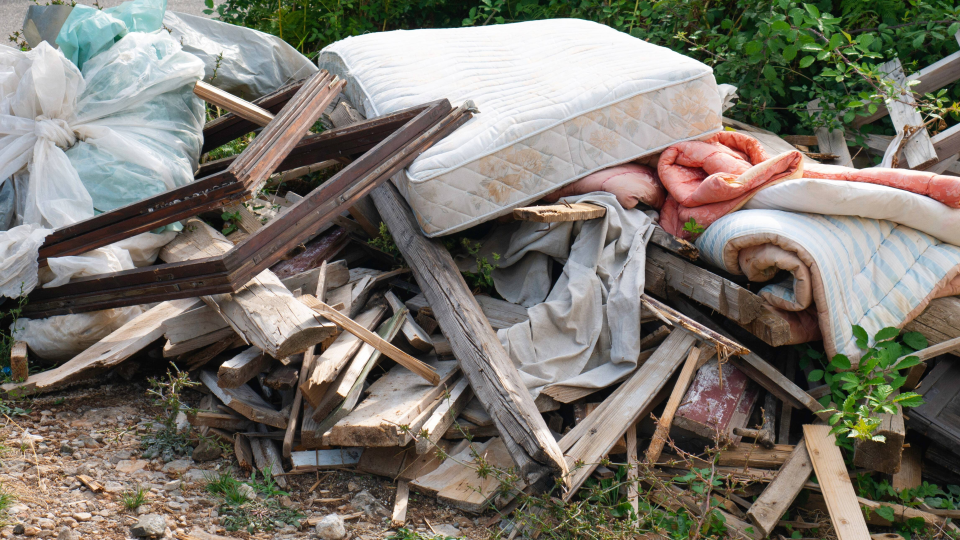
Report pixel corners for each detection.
[318,18,722,236]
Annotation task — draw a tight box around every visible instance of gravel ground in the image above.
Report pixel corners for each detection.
[1,0,219,46]
[0,380,486,539]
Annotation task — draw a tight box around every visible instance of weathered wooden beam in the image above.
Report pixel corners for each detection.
[645,346,702,464]
[879,58,939,169]
[513,203,607,222]
[746,440,813,537]
[200,371,287,429]
[9,342,28,383]
[853,403,904,474]
[905,297,960,358]
[217,347,271,389]
[371,181,567,484]
[640,294,749,356]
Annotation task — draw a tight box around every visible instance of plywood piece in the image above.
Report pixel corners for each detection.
[323,361,460,447]
[513,203,606,222]
[200,370,287,429]
[2,299,200,397]
[803,424,870,540]
[437,438,527,513]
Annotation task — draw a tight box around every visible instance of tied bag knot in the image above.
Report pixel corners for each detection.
[34,116,78,150]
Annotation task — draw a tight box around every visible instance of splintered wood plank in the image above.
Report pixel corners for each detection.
[164,327,236,357]
[560,330,698,496]
[386,291,434,352]
[415,377,473,454]
[645,246,762,325]
[410,440,490,497]
[187,411,252,431]
[803,425,870,540]
[200,371,287,429]
[513,203,606,222]
[162,305,230,346]
[2,299,200,397]
[183,334,245,371]
[892,446,922,491]
[746,440,813,537]
[301,305,387,408]
[234,433,254,471]
[9,342,27,383]
[673,358,759,444]
[290,447,363,471]
[249,433,286,488]
[879,58,939,169]
[309,309,405,423]
[391,481,410,527]
[323,361,460,447]
[217,347,271,389]
[646,346,702,463]
[280,260,349,299]
[264,364,299,390]
[405,293,529,330]
[372,181,566,483]
[283,345,316,459]
[160,218,337,359]
[301,295,439,385]
[437,437,526,513]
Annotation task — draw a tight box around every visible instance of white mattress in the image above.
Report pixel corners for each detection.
[318,19,722,236]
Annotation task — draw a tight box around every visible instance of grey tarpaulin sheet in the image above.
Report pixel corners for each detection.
[477,192,655,396]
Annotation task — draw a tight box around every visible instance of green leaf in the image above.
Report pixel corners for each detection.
[799,56,815,68]
[829,354,851,371]
[894,356,921,371]
[894,393,924,408]
[875,327,899,342]
[859,34,875,49]
[745,40,764,55]
[763,64,777,81]
[783,45,798,61]
[950,23,960,38]
[808,369,824,382]
[803,3,820,18]
[902,332,928,351]
[827,33,843,51]
[913,33,925,49]
[852,325,869,348]
[875,505,896,522]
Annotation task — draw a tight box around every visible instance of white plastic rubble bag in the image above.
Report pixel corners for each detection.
[0,0,205,360]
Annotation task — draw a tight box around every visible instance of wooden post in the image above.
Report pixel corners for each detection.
[9,342,28,383]
[370,181,567,484]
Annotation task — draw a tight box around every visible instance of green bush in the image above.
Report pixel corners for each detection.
[210,0,960,142]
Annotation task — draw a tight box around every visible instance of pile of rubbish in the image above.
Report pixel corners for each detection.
[5,2,960,538]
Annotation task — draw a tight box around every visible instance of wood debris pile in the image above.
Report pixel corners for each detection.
[5,72,960,540]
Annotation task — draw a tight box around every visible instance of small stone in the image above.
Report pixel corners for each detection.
[349,491,388,519]
[346,481,360,492]
[314,514,346,540]
[237,484,257,501]
[191,440,220,463]
[130,515,166,538]
[433,524,461,537]
[58,444,74,457]
[116,460,148,474]
[56,528,78,540]
[102,482,124,494]
[182,469,207,484]
[71,513,91,522]
[12,525,24,535]
[454,516,473,529]
[279,496,294,508]
[161,460,191,474]
[108,450,133,465]
[22,525,39,537]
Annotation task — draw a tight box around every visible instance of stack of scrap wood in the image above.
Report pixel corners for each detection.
[5,79,960,540]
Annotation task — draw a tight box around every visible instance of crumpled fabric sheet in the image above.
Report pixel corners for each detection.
[476,192,654,396]
[697,209,960,360]
[542,163,666,210]
[657,131,960,239]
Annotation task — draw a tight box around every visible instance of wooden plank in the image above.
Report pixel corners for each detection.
[560,329,698,497]
[513,203,607,222]
[436,438,526,513]
[879,58,939,169]
[626,423,639,515]
[162,305,230,348]
[187,411,251,431]
[391,481,409,527]
[645,346,702,464]
[217,347,270,389]
[183,333,245,371]
[410,441,489,497]
[234,433,254,471]
[323,361,460,447]
[280,260,349,298]
[164,327,236,357]
[905,297,960,358]
[640,294,749,356]
[778,359,796,445]
[194,81,274,127]
[264,364,300,390]
[283,345,316,459]
[161,218,337,358]
[415,377,473,454]
[308,308,401,423]
[404,293,530,330]
[199,371,287,429]
[289,447,363,471]
[892,446,922,491]
[2,299,200,397]
[300,305,387,408]
[645,246,762,325]
[249,428,286,487]
[385,291,433,352]
[807,99,853,167]
[9,342,27,383]
[803,424,870,540]
[301,295,439,385]
[371,181,567,483]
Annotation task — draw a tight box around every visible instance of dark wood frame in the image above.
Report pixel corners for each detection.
[26,98,471,317]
